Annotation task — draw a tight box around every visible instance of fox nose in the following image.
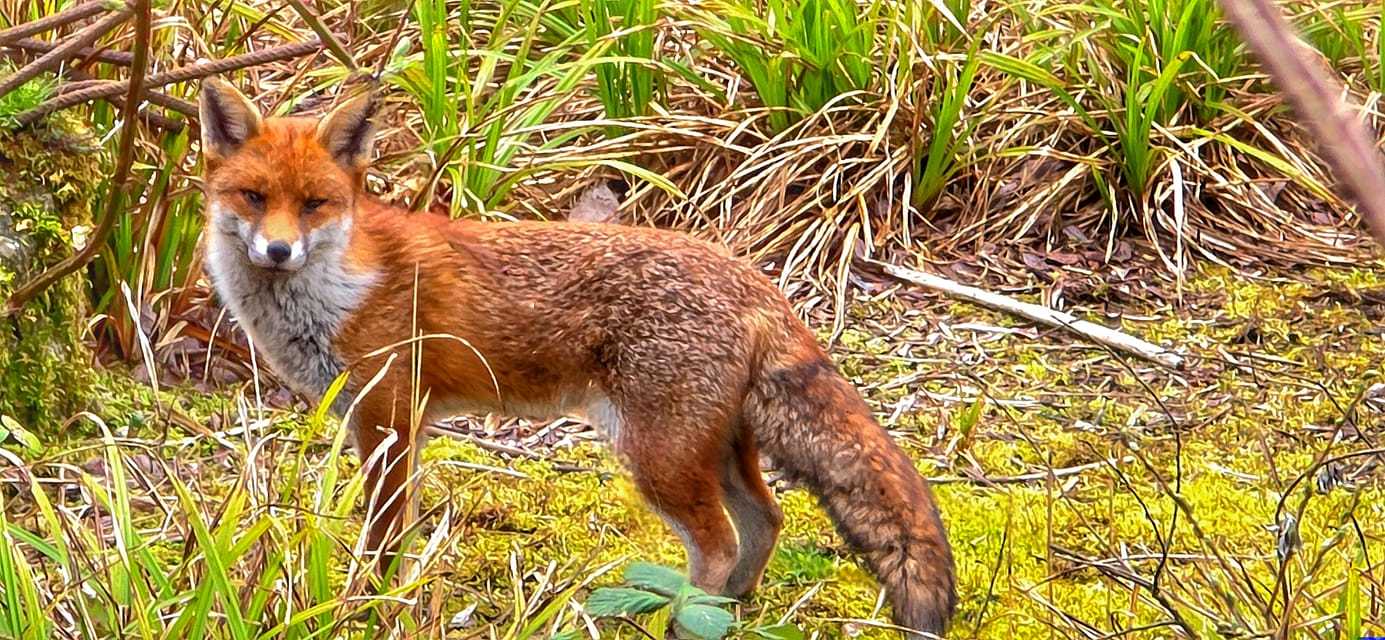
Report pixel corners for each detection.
[266,241,292,265]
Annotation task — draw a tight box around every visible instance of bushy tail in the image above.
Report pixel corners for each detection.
[746,348,956,637]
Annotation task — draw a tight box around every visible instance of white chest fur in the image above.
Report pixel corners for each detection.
[204,205,376,400]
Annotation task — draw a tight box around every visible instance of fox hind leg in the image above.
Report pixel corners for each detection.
[720,436,783,598]
[618,415,739,594]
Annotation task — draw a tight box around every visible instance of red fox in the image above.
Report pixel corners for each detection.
[198,77,956,636]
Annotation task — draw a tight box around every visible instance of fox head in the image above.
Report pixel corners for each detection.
[198,77,377,273]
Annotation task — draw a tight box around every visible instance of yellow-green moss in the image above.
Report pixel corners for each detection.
[0,114,105,431]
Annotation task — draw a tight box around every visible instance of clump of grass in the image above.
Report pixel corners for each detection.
[583,0,660,134]
[685,0,882,132]
[1298,1,1384,92]
[391,0,610,214]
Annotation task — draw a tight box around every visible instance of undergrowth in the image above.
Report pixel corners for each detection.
[2,266,1382,638]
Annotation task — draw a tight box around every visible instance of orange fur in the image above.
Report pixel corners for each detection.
[199,79,956,637]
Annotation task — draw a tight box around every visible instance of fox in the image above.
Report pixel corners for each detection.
[197,77,956,637]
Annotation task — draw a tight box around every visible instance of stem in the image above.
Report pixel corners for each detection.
[283,0,359,72]
[3,0,152,319]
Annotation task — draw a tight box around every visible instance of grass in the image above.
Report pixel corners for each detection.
[3,266,1384,638]
[686,0,882,133]
[2,0,1384,637]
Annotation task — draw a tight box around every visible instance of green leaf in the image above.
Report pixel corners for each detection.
[624,562,688,597]
[1339,545,1362,640]
[0,415,38,453]
[686,592,738,607]
[752,624,807,640]
[956,395,985,436]
[584,587,670,617]
[673,603,734,640]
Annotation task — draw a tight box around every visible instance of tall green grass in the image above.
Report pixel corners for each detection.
[912,49,982,207]
[1080,0,1243,198]
[392,0,609,214]
[584,0,659,134]
[0,376,466,639]
[1098,0,1243,124]
[687,0,882,132]
[90,128,203,357]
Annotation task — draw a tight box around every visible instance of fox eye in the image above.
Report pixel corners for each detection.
[303,198,327,212]
[241,190,265,207]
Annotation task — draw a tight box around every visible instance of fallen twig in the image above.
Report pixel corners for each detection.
[930,456,1135,486]
[2,0,151,318]
[874,260,1185,369]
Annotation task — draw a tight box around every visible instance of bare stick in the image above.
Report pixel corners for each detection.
[0,8,131,99]
[0,1,117,46]
[15,39,323,126]
[874,260,1185,369]
[1217,0,1385,248]
[4,36,135,65]
[3,0,151,319]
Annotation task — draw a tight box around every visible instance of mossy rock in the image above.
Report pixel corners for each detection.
[0,115,105,431]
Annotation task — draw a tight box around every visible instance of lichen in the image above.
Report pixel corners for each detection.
[0,112,106,431]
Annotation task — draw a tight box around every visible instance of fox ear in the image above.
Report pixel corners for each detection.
[199,77,262,160]
[316,92,378,172]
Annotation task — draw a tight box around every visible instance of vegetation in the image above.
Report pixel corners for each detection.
[0,0,1382,638]
[0,113,102,427]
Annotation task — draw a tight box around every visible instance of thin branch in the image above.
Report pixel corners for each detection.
[65,68,197,118]
[0,8,131,99]
[929,456,1135,486]
[2,0,152,319]
[0,0,117,46]
[14,39,323,126]
[4,36,134,65]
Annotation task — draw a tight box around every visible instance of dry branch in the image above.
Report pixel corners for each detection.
[875,261,1185,370]
[4,37,135,65]
[0,0,117,46]
[1217,0,1385,248]
[0,7,131,99]
[15,39,323,126]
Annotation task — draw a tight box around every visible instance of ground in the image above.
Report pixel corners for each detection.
[5,261,1383,639]
[402,263,1385,638]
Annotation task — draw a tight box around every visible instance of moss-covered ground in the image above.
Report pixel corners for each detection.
[6,263,1383,639]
